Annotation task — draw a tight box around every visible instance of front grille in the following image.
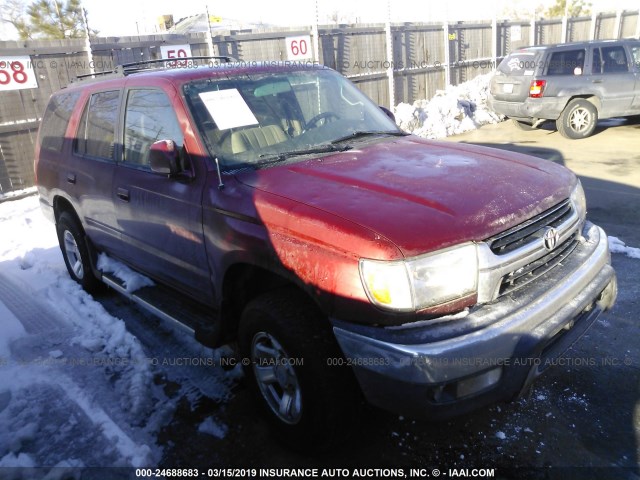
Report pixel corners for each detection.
[488,200,573,255]
[499,232,579,296]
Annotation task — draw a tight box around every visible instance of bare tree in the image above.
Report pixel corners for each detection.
[546,0,591,18]
[0,0,32,39]
[0,0,98,40]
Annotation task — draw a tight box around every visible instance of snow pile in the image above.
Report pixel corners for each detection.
[0,186,37,202]
[0,195,236,471]
[198,416,228,439]
[608,236,640,259]
[394,73,503,139]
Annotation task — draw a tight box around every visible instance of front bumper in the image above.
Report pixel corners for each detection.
[332,224,616,419]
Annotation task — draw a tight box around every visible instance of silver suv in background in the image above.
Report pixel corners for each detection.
[489,39,640,138]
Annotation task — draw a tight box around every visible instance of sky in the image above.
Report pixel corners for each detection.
[1,0,640,39]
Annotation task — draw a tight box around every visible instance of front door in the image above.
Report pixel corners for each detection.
[591,45,638,117]
[112,87,211,304]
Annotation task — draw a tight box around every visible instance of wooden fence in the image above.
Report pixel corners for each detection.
[0,10,638,193]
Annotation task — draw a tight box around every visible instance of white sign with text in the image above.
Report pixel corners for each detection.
[160,44,193,67]
[285,36,312,60]
[0,56,38,91]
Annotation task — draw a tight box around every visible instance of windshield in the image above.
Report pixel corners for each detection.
[183,68,400,168]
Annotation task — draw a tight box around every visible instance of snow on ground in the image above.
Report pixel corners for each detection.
[393,74,503,139]
[0,195,234,472]
[0,186,37,202]
[608,236,640,260]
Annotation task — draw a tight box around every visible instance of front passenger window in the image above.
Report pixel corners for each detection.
[123,90,184,169]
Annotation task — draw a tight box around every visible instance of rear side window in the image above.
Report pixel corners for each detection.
[594,46,629,74]
[546,49,585,75]
[123,89,183,168]
[497,51,539,75]
[75,90,120,160]
[38,91,81,152]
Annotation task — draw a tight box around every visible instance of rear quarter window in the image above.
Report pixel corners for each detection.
[546,49,585,75]
[497,52,540,75]
[38,91,81,152]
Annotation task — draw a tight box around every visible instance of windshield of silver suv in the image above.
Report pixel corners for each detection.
[183,68,401,168]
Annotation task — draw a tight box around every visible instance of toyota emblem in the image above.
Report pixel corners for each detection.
[543,227,560,251]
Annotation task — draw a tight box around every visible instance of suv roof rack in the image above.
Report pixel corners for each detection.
[73,55,237,82]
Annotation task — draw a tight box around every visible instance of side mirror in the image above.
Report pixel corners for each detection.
[379,105,396,123]
[149,140,180,175]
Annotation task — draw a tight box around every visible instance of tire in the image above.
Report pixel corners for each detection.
[56,211,101,293]
[511,119,535,131]
[238,289,360,450]
[556,99,598,139]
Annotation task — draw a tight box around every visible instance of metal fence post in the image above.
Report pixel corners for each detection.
[81,8,95,75]
[561,16,568,43]
[492,16,498,67]
[590,12,598,40]
[614,10,623,38]
[443,22,451,87]
[530,16,536,46]
[312,0,320,63]
[385,20,395,108]
[205,6,216,57]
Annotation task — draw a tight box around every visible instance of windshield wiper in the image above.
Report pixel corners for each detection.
[330,130,409,144]
[257,144,351,166]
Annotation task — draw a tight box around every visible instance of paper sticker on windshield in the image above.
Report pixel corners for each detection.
[199,89,258,130]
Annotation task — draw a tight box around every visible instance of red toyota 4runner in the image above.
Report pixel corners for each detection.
[35,60,617,447]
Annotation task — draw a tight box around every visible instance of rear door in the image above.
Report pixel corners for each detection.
[111,85,212,304]
[70,89,121,253]
[629,44,640,112]
[491,50,542,102]
[591,44,637,117]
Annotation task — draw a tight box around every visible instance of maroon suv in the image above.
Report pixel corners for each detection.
[35,60,617,447]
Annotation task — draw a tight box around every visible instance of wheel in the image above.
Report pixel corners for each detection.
[238,289,360,450]
[56,211,101,293]
[556,99,598,139]
[511,119,535,131]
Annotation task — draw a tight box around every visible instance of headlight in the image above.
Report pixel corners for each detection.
[570,181,587,221]
[360,243,478,312]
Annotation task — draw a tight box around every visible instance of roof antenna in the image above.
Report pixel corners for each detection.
[214,157,225,190]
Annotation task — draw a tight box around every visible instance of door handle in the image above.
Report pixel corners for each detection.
[116,187,130,202]
[592,79,603,83]
[66,173,76,184]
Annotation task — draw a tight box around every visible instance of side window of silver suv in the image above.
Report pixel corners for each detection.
[546,49,585,75]
[593,46,629,74]
[631,47,640,69]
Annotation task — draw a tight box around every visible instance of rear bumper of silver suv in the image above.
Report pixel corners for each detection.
[488,95,568,121]
[332,223,616,419]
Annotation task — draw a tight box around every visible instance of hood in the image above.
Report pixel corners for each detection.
[235,135,575,258]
